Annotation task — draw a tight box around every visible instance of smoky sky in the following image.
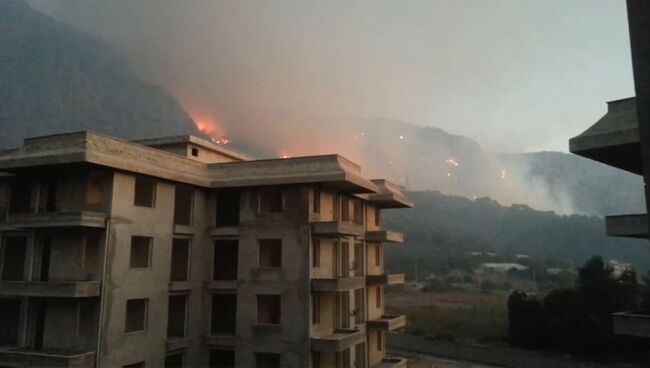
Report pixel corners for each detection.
[28,0,634,153]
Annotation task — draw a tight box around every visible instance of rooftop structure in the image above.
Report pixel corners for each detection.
[0,131,411,368]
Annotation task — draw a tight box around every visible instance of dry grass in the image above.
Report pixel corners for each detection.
[387,287,509,343]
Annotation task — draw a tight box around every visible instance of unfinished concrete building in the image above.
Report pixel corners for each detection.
[0,131,411,367]
[569,0,650,340]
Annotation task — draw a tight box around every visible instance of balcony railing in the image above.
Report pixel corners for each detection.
[366,274,405,286]
[365,230,404,243]
[366,315,406,331]
[311,329,366,352]
[0,281,100,298]
[613,311,650,337]
[312,276,366,292]
[312,221,365,237]
[372,357,408,368]
[606,214,648,239]
[0,347,95,368]
[0,211,106,230]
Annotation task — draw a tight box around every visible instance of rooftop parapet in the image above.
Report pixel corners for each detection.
[208,155,377,193]
[136,135,254,162]
[569,97,642,175]
[0,131,379,194]
[358,179,413,208]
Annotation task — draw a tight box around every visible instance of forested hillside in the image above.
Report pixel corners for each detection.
[384,191,650,277]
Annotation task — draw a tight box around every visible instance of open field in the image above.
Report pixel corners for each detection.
[386,286,509,343]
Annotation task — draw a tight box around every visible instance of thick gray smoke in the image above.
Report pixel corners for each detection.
[25,0,638,214]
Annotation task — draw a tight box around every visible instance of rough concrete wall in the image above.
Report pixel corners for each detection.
[0,180,7,222]
[100,172,175,367]
[317,191,336,222]
[187,144,239,164]
[48,229,105,281]
[367,286,383,320]
[182,187,212,366]
[234,186,311,367]
[56,173,89,213]
[43,299,97,352]
[366,205,380,231]
[368,329,384,367]
[366,243,383,276]
[311,238,335,279]
[310,292,335,338]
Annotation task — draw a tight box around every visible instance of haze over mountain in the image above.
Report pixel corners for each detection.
[0,0,198,150]
[0,0,644,218]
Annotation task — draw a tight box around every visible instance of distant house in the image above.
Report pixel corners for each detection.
[515,254,529,259]
[547,268,564,275]
[477,263,529,274]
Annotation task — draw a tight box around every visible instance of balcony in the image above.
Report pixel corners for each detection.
[613,311,650,337]
[366,274,405,286]
[372,357,408,368]
[365,230,404,243]
[366,315,406,331]
[0,281,100,297]
[311,329,366,352]
[606,214,648,239]
[0,211,106,230]
[312,221,365,237]
[204,335,236,347]
[312,276,366,292]
[0,347,95,368]
[569,97,642,175]
[210,226,239,237]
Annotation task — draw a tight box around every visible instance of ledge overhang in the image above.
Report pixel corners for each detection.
[613,311,650,337]
[569,97,642,175]
[365,230,404,243]
[311,329,366,352]
[366,315,406,331]
[312,276,366,292]
[312,221,365,237]
[372,357,408,368]
[366,274,405,286]
[606,214,648,239]
[0,347,95,368]
[0,281,100,298]
[0,211,106,230]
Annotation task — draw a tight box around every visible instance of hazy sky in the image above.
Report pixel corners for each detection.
[29,0,635,152]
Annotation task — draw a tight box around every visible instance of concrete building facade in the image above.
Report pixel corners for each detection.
[0,131,411,367]
[569,0,650,340]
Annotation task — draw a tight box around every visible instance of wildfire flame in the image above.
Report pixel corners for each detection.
[445,158,460,167]
[187,110,229,145]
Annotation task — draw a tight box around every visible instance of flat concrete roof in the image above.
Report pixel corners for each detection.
[0,131,381,193]
[135,135,254,162]
[569,97,642,174]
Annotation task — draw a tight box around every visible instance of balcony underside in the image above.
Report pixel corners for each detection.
[606,214,648,239]
[366,315,406,331]
[312,276,366,292]
[312,221,365,237]
[0,211,107,230]
[366,274,405,286]
[311,329,366,352]
[365,230,404,243]
[0,347,95,368]
[569,97,642,175]
[613,311,650,337]
[0,281,100,297]
[372,357,408,368]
